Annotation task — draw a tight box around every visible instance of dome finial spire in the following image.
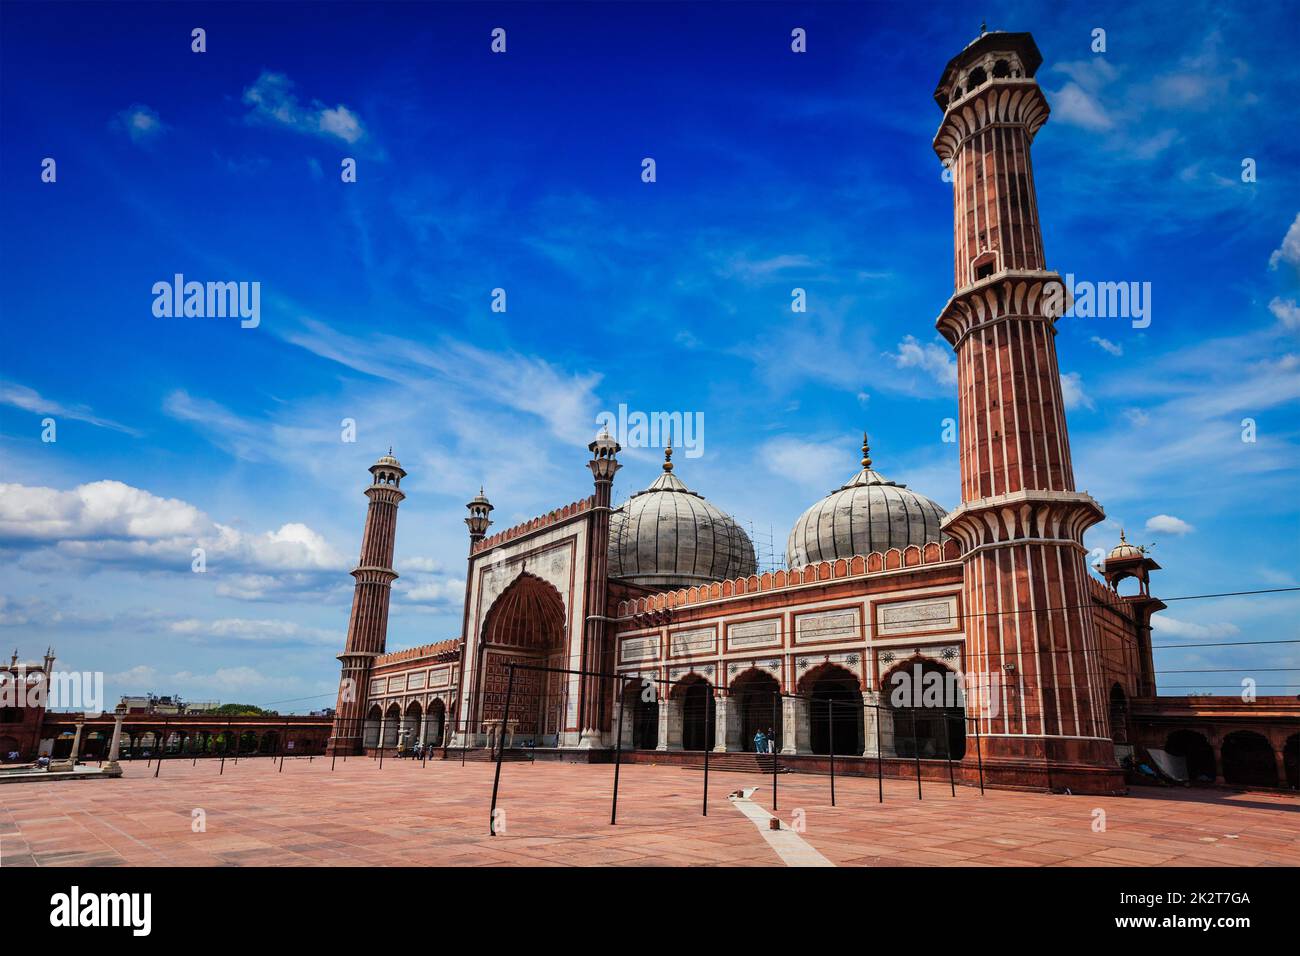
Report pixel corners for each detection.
[663,441,674,473]
[861,431,872,469]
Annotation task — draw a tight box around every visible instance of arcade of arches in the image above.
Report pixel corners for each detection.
[362,698,448,750]
[613,661,967,760]
[1158,728,1299,789]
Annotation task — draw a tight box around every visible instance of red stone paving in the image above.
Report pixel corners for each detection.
[0,756,1296,867]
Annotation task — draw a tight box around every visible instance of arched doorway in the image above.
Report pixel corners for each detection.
[259,731,280,755]
[382,703,401,747]
[622,678,660,750]
[884,660,966,759]
[403,701,423,750]
[363,705,381,749]
[731,669,780,753]
[427,699,447,746]
[1164,730,1216,784]
[1109,684,1129,744]
[0,735,20,759]
[1221,731,1277,787]
[672,675,715,751]
[479,573,568,741]
[800,664,864,756]
[1285,735,1298,789]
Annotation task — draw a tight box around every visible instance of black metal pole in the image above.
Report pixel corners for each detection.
[154,732,164,777]
[233,725,240,765]
[910,707,922,800]
[702,698,710,817]
[973,713,985,795]
[220,720,230,775]
[875,700,883,803]
[944,707,956,797]
[279,722,287,772]
[610,685,625,826]
[828,698,836,807]
[489,662,516,836]
[771,695,778,811]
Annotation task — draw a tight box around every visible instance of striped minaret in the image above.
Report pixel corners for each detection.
[932,32,1114,779]
[328,450,405,755]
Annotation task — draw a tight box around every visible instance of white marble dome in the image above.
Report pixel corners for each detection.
[608,448,757,590]
[786,436,948,569]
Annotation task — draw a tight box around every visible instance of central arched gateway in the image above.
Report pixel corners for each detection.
[672,674,715,751]
[800,663,864,756]
[478,572,567,742]
[622,679,660,750]
[731,669,780,753]
[884,659,966,759]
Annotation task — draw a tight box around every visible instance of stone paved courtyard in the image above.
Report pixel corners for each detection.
[0,756,1296,867]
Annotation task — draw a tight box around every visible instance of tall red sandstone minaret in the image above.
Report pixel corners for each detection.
[932,31,1115,783]
[579,427,620,746]
[328,450,406,755]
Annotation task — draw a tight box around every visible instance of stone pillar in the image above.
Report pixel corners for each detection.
[104,708,126,775]
[69,719,85,765]
[862,691,882,757]
[665,699,684,750]
[418,712,428,744]
[713,697,733,752]
[376,714,386,751]
[781,697,811,755]
[655,701,670,751]
[619,701,634,748]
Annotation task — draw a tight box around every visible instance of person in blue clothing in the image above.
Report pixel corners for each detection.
[754,729,766,754]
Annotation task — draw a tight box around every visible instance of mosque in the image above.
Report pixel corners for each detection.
[325,30,1300,794]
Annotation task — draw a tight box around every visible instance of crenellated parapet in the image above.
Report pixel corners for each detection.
[616,539,962,619]
[470,496,594,554]
[374,638,461,668]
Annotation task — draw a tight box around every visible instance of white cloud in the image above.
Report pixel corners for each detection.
[1150,615,1240,640]
[1268,296,1300,330]
[889,335,957,387]
[242,71,366,144]
[1090,336,1124,357]
[1051,82,1114,131]
[760,435,849,491]
[0,480,345,576]
[1270,212,1300,273]
[1059,371,1094,411]
[168,617,337,645]
[1145,514,1194,535]
[0,381,138,435]
[111,104,166,145]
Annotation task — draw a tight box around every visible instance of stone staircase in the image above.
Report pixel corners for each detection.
[444,748,531,763]
[681,752,790,774]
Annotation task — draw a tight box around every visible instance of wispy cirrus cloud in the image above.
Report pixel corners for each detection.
[241,71,367,144]
[0,381,139,435]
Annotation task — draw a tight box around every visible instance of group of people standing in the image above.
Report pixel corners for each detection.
[752,728,778,754]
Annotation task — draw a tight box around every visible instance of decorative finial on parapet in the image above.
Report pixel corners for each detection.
[663,442,674,473]
[861,432,872,469]
[980,20,987,35]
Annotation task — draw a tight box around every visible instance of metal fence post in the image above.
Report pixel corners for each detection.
[610,687,625,826]
[489,662,516,836]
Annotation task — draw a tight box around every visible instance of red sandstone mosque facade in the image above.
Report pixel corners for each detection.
[325,31,1299,795]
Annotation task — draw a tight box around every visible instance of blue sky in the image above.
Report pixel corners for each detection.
[2,1,1298,711]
